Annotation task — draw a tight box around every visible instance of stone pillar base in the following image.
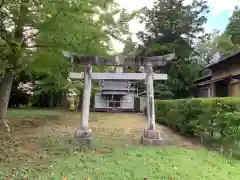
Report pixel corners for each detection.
[141,129,168,146]
[74,128,92,148]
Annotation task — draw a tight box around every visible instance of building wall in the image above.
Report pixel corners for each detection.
[211,56,240,80]
[211,55,240,97]
[198,80,240,98]
[94,93,107,109]
[140,96,146,112]
[229,79,240,97]
[121,92,134,109]
[198,84,211,97]
[101,80,130,91]
[94,92,136,111]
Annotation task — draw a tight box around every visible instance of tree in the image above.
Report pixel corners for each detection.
[0,0,138,131]
[9,71,32,108]
[122,36,137,56]
[136,0,209,98]
[195,30,222,67]
[212,34,239,56]
[211,6,240,56]
[31,64,70,108]
[225,6,240,47]
[200,6,240,59]
[154,83,174,99]
[137,0,209,56]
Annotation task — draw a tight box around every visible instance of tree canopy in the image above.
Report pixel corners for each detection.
[225,6,240,48]
[136,0,209,98]
[0,0,140,131]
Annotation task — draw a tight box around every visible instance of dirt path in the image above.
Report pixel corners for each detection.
[89,112,201,148]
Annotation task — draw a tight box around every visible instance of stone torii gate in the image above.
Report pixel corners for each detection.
[62,52,175,146]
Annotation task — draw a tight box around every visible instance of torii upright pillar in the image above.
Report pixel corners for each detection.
[80,64,92,129]
[146,62,156,130]
[71,64,93,146]
[141,62,164,145]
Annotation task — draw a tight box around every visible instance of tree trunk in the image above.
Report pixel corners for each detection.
[0,71,15,132]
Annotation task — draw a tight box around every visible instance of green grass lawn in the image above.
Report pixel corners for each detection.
[1,146,240,180]
[1,109,240,180]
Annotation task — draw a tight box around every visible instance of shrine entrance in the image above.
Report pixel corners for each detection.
[108,96,121,108]
[62,52,175,146]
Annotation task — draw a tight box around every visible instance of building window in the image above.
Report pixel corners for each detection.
[108,96,121,108]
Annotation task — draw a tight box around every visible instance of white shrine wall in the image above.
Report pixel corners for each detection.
[121,92,134,110]
[94,93,107,109]
[94,92,136,112]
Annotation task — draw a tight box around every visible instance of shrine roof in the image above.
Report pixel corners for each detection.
[100,80,136,91]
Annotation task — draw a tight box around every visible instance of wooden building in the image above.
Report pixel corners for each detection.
[93,67,144,112]
[193,51,240,97]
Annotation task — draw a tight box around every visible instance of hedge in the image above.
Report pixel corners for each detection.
[155,98,240,151]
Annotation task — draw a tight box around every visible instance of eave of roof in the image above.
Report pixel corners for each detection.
[101,91,128,95]
[202,51,240,70]
[193,74,211,82]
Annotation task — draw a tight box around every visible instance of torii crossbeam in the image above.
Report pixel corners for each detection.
[63,52,175,146]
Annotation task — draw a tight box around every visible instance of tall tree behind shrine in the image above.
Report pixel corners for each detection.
[136,0,209,98]
[224,6,240,49]
[213,5,240,56]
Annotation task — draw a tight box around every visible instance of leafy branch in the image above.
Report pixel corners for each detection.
[21,11,60,47]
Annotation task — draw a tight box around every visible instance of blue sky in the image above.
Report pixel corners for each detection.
[205,8,231,32]
[113,0,240,52]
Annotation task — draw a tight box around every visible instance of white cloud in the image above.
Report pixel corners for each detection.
[208,0,240,15]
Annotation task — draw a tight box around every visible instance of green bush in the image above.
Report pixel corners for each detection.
[155,98,240,149]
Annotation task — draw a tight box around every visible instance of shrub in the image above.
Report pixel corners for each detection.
[154,83,174,100]
[155,98,240,150]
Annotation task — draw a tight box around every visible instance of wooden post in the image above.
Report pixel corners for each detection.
[210,82,215,97]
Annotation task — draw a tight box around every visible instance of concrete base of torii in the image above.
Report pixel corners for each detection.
[74,128,92,147]
[141,129,168,146]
